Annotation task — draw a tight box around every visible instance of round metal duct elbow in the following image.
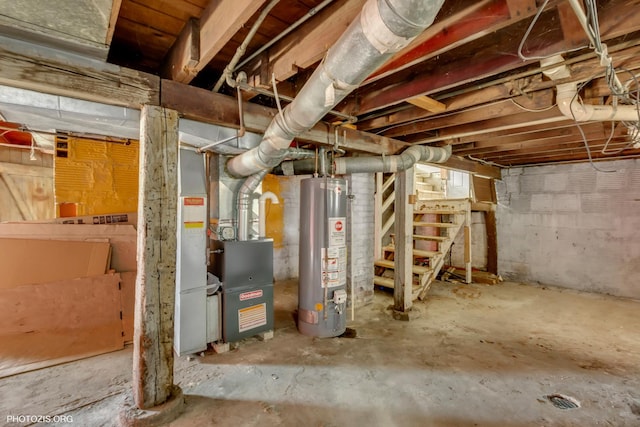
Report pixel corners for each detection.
[333,145,451,175]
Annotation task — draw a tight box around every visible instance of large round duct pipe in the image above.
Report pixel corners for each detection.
[226,0,446,177]
[237,170,268,241]
[334,145,451,174]
[236,148,315,240]
[273,145,452,175]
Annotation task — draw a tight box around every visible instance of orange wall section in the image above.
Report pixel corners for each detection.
[54,136,139,216]
[261,174,284,248]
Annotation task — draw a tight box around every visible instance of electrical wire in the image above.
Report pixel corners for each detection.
[509,98,556,113]
[569,83,617,173]
[517,0,587,61]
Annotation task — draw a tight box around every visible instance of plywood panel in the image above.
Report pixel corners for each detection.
[0,159,54,222]
[0,238,111,288]
[0,223,136,272]
[0,274,124,378]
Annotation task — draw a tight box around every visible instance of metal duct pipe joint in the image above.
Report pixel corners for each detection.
[237,170,268,241]
[333,145,451,175]
[227,0,445,177]
[236,148,315,240]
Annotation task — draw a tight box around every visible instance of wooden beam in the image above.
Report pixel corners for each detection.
[160,79,407,154]
[246,0,366,84]
[0,36,159,108]
[407,96,446,113]
[485,209,498,275]
[106,0,123,45]
[367,0,513,84]
[393,167,414,316]
[133,105,179,409]
[350,0,640,115]
[162,0,267,84]
[414,108,568,145]
[383,90,554,138]
[439,155,502,180]
[161,18,200,83]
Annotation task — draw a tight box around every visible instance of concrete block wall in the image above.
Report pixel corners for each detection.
[272,175,307,281]
[347,173,375,307]
[496,159,640,299]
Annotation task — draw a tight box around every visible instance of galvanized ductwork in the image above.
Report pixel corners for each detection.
[226,0,446,177]
[274,145,451,175]
[334,144,451,174]
[236,148,315,240]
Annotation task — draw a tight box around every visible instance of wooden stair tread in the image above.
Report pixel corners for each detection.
[373,276,395,288]
[374,259,432,275]
[383,245,439,258]
[413,221,458,228]
[414,209,463,215]
[412,234,447,241]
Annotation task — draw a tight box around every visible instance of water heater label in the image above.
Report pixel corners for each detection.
[321,246,347,288]
[239,290,263,301]
[328,217,346,247]
[238,303,267,333]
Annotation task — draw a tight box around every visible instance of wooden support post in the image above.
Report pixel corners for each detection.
[464,207,472,284]
[374,172,383,260]
[393,167,414,317]
[486,208,498,275]
[133,105,179,409]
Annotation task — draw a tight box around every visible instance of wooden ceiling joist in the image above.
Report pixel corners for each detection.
[162,0,268,84]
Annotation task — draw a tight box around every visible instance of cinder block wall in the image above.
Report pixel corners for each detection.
[496,159,640,299]
[271,175,306,281]
[347,173,375,306]
[272,173,375,306]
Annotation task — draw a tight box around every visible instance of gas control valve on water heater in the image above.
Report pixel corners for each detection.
[298,177,348,337]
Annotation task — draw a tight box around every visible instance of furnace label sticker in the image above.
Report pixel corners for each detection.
[238,303,267,333]
[181,196,205,232]
[328,217,346,247]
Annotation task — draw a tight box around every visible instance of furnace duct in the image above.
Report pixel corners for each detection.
[274,145,452,175]
[236,148,314,241]
[226,0,446,177]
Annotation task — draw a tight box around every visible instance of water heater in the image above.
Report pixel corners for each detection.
[298,177,348,337]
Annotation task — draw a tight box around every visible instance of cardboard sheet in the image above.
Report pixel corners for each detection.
[0,238,111,288]
[0,273,124,378]
[0,223,136,272]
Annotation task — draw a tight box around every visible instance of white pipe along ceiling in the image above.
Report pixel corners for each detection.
[226,0,447,178]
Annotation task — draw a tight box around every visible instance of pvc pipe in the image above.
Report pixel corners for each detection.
[258,191,279,238]
[227,0,445,177]
[556,82,640,122]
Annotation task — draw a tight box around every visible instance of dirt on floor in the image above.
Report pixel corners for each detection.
[1,280,639,427]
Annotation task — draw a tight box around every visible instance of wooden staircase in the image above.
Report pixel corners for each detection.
[374,171,471,301]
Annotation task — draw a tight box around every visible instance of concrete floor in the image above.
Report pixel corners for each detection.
[1,280,639,427]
